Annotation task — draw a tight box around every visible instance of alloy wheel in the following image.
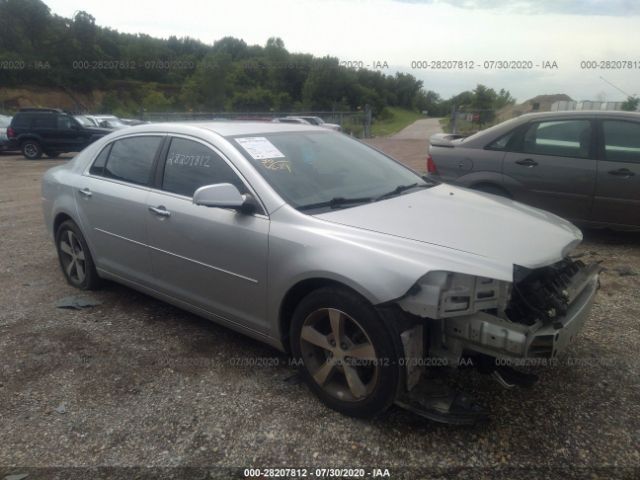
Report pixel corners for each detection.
[299,308,378,402]
[58,229,86,284]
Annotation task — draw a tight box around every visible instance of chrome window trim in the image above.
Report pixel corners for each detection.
[83,131,269,217]
[163,133,268,216]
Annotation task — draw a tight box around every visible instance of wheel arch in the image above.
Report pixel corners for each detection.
[469,181,513,198]
[18,134,43,145]
[278,277,372,353]
[53,211,75,235]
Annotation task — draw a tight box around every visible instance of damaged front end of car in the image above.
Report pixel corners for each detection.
[391,256,601,425]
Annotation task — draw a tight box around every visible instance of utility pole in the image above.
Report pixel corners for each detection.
[451,105,458,134]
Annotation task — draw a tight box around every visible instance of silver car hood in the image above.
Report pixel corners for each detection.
[316,184,582,271]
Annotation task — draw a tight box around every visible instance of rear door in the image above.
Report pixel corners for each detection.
[145,136,270,333]
[591,119,640,227]
[31,113,58,149]
[75,135,165,285]
[502,118,596,221]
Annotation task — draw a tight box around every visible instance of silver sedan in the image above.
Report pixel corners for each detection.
[42,122,599,423]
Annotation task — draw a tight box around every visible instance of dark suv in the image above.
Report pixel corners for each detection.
[8,108,110,159]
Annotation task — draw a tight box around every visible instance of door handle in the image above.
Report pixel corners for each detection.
[608,168,635,178]
[515,158,538,167]
[78,188,92,198]
[148,205,171,217]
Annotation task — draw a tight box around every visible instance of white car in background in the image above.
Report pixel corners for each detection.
[297,116,342,132]
[87,115,129,130]
[0,115,13,150]
[272,116,341,131]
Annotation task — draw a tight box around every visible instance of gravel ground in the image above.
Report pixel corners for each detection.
[0,144,639,480]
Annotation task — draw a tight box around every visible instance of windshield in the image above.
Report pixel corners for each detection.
[0,116,10,127]
[232,132,430,212]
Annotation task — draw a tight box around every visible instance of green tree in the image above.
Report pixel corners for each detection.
[621,96,639,111]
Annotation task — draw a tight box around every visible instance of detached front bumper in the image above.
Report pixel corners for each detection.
[430,263,600,362]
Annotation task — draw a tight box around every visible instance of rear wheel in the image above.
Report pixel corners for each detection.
[55,220,101,290]
[290,287,402,418]
[21,140,42,160]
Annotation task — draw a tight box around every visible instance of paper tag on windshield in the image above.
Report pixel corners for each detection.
[236,137,285,160]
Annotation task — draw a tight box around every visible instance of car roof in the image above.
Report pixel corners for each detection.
[458,110,640,148]
[516,110,640,120]
[119,121,322,137]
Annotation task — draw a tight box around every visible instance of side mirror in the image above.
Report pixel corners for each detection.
[193,183,257,214]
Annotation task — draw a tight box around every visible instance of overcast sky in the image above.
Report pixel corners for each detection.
[45,0,640,102]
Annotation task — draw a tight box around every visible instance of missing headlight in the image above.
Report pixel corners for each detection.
[397,271,511,319]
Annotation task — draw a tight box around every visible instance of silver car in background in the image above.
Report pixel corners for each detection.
[42,122,600,423]
[428,111,640,229]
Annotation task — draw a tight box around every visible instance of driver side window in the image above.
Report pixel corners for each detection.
[161,137,247,197]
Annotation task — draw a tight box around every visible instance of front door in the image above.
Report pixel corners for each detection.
[502,118,597,221]
[145,136,270,333]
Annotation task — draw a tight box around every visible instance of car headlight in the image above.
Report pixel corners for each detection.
[398,271,511,319]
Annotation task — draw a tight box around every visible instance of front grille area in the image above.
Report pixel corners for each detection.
[506,258,586,326]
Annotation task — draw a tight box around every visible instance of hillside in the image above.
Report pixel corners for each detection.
[0,0,430,116]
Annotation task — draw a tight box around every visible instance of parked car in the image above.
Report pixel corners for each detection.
[271,116,311,125]
[0,114,12,150]
[428,111,640,229]
[120,118,149,126]
[42,122,599,423]
[8,108,111,159]
[88,115,129,130]
[297,115,342,131]
[74,115,100,128]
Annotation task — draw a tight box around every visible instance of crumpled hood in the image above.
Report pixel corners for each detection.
[316,184,582,270]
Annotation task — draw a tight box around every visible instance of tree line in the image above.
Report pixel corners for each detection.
[0,0,516,118]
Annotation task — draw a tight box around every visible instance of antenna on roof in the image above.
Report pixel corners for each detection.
[599,76,636,98]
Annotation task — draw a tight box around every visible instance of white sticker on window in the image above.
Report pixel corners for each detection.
[236,137,285,160]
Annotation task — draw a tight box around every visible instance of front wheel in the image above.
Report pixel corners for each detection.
[290,287,402,418]
[55,220,101,290]
[21,140,43,160]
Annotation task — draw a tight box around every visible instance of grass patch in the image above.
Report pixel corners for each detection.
[371,107,425,137]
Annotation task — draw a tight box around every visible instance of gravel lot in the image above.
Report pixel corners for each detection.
[1,137,639,479]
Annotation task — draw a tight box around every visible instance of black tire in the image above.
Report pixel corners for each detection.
[55,220,101,290]
[290,286,402,418]
[45,151,60,158]
[472,184,511,198]
[21,140,43,160]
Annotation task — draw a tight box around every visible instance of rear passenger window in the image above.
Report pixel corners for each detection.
[103,136,162,186]
[89,144,112,176]
[12,115,30,129]
[603,121,640,162]
[162,137,246,197]
[521,120,592,158]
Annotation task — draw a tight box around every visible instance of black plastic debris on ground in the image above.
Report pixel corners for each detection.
[614,266,638,277]
[55,296,102,310]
